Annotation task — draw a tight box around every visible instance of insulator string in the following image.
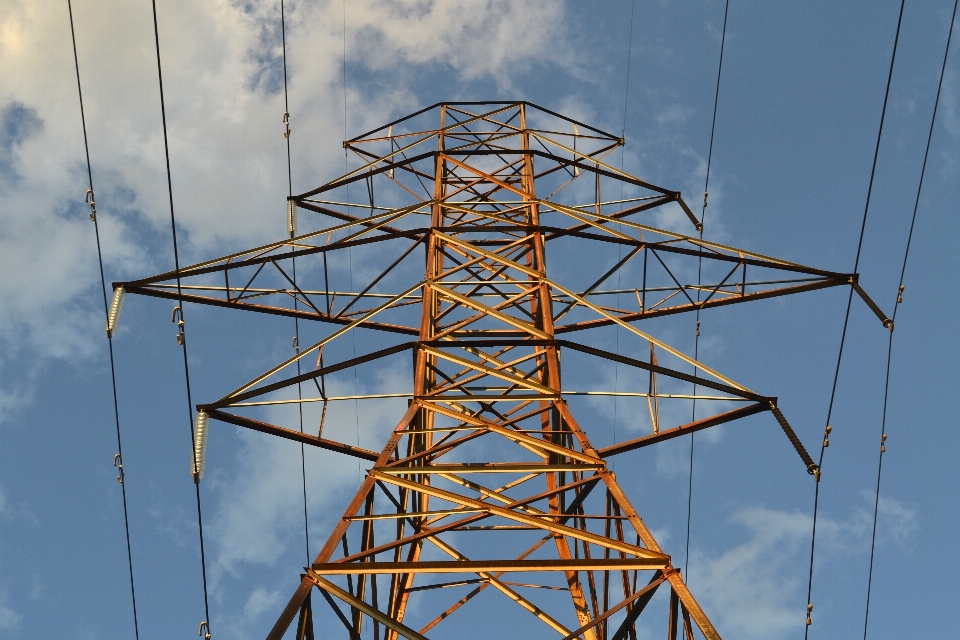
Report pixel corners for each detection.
[863,2,957,637]
[149,0,212,631]
[67,1,141,637]
[804,1,905,636]
[686,0,729,581]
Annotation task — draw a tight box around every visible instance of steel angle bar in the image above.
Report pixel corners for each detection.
[372,471,667,559]
[204,409,379,461]
[305,572,428,640]
[333,475,602,565]
[555,277,846,330]
[313,559,665,574]
[563,571,667,640]
[597,403,770,458]
[419,345,554,393]
[557,341,762,400]
[221,283,424,401]
[207,342,415,408]
[376,463,605,474]
[547,287,751,392]
[121,285,416,334]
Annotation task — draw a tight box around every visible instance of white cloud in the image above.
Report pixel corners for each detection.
[690,494,917,640]
[0,0,576,402]
[0,591,21,631]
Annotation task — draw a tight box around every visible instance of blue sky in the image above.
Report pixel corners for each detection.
[1,1,958,638]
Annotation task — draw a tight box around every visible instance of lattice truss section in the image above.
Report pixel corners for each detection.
[117,102,891,640]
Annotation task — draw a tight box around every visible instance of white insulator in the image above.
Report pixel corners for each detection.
[192,410,208,481]
[287,200,297,238]
[105,286,125,338]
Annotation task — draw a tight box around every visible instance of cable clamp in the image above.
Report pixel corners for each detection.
[282,111,291,139]
[113,453,124,483]
[172,306,185,345]
[85,189,96,221]
[198,621,211,639]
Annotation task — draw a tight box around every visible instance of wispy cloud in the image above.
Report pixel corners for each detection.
[690,494,917,640]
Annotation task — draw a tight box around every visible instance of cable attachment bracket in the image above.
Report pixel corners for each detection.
[113,453,124,483]
[769,401,820,480]
[282,111,291,139]
[172,306,185,345]
[198,621,211,639]
[85,189,97,221]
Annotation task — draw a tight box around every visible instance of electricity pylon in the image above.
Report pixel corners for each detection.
[116,102,891,639]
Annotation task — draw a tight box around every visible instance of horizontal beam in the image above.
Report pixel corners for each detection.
[313,559,666,574]
[376,463,605,474]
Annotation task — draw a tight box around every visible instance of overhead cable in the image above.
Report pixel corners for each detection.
[149,0,212,633]
[804,1,905,635]
[67,1,141,637]
[686,0,730,580]
[863,2,958,637]
[279,0,313,567]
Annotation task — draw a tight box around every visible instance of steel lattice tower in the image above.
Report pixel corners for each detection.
[117,102,890,639]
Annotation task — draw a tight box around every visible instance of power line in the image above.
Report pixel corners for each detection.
[612,0,637,474]
[66,1,140,637]
[278,0,312,568]
[863,2,958,637]
[686,0,730,580]
[804,0,905,635]
[148,0,212,634]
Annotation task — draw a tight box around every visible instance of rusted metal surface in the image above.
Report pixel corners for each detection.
[121,102,875,638]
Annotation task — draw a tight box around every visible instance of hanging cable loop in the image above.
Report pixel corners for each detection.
[199,621,211,639]
[172,305,185,344]
[114,453,124,483]
[283,111,291,139]
[85,188,96,220]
